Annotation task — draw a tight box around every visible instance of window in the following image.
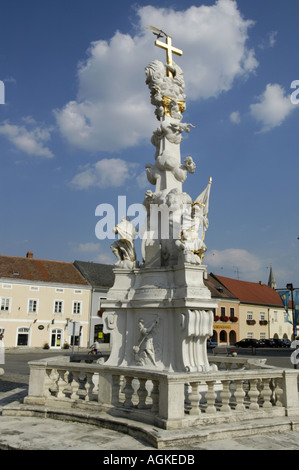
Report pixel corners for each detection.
[247,332,254,339]
[1,297,11,312]
[28,299,38,313]
[54,300,63,314]
[17,327,30,346]
[55,288,64,293]
[74,289,82,294]
[230,307,235,318]
[260,332,266,340]
[220,306,226,317]
[247,312,253,320]
[73,301,82,315]
[260,312,265,321]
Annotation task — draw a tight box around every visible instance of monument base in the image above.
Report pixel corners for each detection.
[102,263,218,373]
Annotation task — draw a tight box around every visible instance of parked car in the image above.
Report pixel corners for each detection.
[235,338,261,348]
[271,338,284,348]
[207,338,218,349]
[282,339,291,348]
[263,339,276,348]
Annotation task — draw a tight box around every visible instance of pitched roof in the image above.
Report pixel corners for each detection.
[204,274,238,300]
[0,254,90,286]
[74,261,114,288]
[211,274,284,307]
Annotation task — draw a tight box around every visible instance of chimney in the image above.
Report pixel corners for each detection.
[26,251,33,259]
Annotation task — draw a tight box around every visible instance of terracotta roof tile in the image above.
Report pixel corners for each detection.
[211,274,283,307]
[204,274,238,299]
[0,255,90,286]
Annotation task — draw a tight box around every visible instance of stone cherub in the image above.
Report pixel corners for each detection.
[146,155,196,186]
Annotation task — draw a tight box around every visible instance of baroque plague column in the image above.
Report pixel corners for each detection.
[102,30,217,373]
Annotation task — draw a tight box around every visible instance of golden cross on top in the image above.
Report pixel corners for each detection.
[155,36,183,77]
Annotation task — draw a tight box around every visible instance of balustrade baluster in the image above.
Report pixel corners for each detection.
[84,372,95,402]
[56,369,68,399]
[261,378,273,409]
[205,380,217,414]
[220,379,231,412]
[70,370,81,400]
[188,382,200,415]
[137,378,148,409]
[123,376,134,408]
[234,379,245,411]
[248,378,260,410]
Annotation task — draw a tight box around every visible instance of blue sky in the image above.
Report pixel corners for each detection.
[0,0,298,288]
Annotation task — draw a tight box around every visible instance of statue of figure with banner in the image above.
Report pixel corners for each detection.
[176,178,212,264]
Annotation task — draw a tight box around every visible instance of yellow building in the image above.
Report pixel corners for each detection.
[212,275,291,342]
[205,274,240,345]
[0,252,91,349]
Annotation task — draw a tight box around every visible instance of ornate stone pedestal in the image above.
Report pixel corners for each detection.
[102,263,217,373]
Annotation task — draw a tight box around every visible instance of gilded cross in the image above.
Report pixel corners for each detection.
[155,35,183,77]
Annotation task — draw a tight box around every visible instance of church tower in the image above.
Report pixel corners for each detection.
[268,264,277,290]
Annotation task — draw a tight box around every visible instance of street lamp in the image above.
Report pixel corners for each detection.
[286,283,299,370]
[286,283,297,341]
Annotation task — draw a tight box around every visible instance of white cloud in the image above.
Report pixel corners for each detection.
[95,252,115,264]
[0,120,53,158]
[55,0,258,152]
[250,83,295,133]
[258,31,277,49]
[206,248,262,276]
[70,158,137,190]
[74,241,114,264]
[230,111,241,123]
[77,242,100,252]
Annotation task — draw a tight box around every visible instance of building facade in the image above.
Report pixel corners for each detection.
[205,274,240,345]
[0,252,293,349]
[0,252,91,349]
[73,261,114,346]
[211,274,292,341]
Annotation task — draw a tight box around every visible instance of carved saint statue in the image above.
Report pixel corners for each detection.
[133,317,159,366]
[110,217,138,268]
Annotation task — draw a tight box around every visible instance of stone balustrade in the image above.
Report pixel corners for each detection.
[24,356,299,430]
